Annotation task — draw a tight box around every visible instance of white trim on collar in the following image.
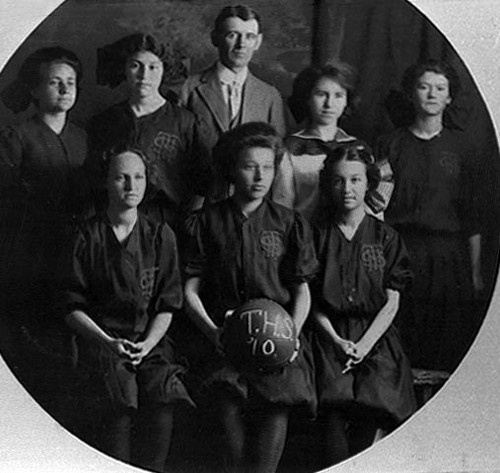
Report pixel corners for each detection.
[291,127,356,142]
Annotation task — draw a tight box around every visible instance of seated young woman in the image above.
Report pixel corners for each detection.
[60,146,194,472]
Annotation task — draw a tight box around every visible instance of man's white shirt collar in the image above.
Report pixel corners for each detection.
[216,61,248,86]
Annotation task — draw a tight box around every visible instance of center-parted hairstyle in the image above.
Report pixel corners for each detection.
[102,145,149,201]
[212,121,284,183]
[288,62,357,124]
[1,47,82,113]
[96,33,187,88]
[318,142,380,214]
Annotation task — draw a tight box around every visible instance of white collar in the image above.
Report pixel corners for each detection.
[216,61,248,86]
[291,127,356,143]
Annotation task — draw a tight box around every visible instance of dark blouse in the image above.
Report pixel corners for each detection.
[377,127,480,236]
[0,115,87,221]
[314,215,412,318]
[86,100,210,206]
[61,213,183,337]
[185,198,318,326]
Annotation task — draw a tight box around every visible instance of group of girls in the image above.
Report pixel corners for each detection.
[0,28,484,473]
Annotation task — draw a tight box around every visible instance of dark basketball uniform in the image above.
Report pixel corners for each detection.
[0,116,90,415]
[185,198,318,413]
[378,127,482,371]
[312,214,416,428]
[86,100,210,227]
[0,115,88,290]
[61,213,193,410]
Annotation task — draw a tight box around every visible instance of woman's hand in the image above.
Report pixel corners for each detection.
[341,340,371,374]
[105,338,135,360]
[333,336,357,358]
[352,340,371,363]
[289,337,301,363]
[125,340,155,366]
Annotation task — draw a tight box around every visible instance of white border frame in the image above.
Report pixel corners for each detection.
[0,1,499,471]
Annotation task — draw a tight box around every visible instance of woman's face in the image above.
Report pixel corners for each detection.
[125,50,164,99]
[330,158,368,212]
[232,146,275,203]
[413,71,452,117]
[31,61,77,114]
[308,76,348,127]
[107,151,147,210]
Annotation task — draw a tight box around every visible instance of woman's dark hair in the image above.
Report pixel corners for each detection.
[96,33,185,88]
[213,5,261,35]
[288,62,356,124]
[1,47,82,113]
[318,142,380,212]
[102,145,148,181]
[401,59,461,100]
[213,122,284,183]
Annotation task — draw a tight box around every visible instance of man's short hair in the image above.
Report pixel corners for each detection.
[213,122,283,183]
[214,5,261,34]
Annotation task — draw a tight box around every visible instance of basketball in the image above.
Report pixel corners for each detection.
[223,299,297,371]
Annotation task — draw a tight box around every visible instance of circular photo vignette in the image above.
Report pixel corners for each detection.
[0,1,499,472]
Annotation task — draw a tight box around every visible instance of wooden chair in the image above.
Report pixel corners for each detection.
[412,368,451,406]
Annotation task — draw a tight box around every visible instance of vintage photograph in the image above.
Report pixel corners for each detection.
[0,1,499,472]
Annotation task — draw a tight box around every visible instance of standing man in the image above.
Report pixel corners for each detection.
[180,4,287,201]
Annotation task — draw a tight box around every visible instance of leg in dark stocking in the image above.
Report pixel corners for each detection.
[217,396,246,473]
[133,403,174,473]
[348,418,378,457]
[247,405,289,473]
[100,408,133,464]
[320,408,349,467]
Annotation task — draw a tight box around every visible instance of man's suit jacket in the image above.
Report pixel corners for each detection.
[179,63,287,153]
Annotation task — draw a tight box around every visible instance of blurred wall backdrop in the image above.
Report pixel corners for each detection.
[0,0,497,305]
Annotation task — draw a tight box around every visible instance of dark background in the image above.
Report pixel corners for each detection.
[1,0,495,295]
[0,1,498,470]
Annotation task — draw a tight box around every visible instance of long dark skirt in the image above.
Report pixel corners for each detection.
[397,229,481,372]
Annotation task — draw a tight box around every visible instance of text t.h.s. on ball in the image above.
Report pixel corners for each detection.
[223,299,297,372]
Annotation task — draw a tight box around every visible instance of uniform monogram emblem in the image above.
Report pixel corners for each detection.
[150,132,181,164]
[440,152,460,177]
[260,231,284,259]
[361,244,385,272]
[140,267,159,301]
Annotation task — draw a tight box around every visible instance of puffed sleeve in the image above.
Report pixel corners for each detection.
[183,209,208,278]
[59,228,92,316]
[153,223,183,313]
[0,125,24,200]
[282,211,319,284]
[382,225,413,292]
[271,150,296,209]
[0,126,25,262]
